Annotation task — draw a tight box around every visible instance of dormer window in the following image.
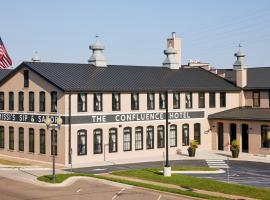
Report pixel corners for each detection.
[24,70,29,87]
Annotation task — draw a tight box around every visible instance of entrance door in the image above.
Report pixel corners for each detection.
[230,123,237,143]
[241,124,249,153]
[217,123,224,150]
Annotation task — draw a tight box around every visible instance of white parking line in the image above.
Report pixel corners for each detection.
[76,188,82,193]
[157,194,162,200]
[112,188,126,200]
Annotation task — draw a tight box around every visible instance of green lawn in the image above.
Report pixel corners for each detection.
[171,166,217,171]
[112,168,270,200]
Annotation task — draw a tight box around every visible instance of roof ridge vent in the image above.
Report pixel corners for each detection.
[88,35,107,67]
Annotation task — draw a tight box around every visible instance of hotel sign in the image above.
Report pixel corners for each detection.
[0,111,204,125]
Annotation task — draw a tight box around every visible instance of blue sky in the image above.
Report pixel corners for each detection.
[2,0,270,68]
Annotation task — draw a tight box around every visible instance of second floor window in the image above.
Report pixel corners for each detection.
[19,92,24,111]
[51,91,57,112]
[0,92,4,110]
[159,92,166,109]
[147,93,155,110]
[39,92,45,112]
[78,93,87,112]
[173,92,180,109]
[94,93,102,111]
[112,93,120,111]
[185,92,192,109]
[220,92,226,107]
[29,92,35,112]
[24,70,29,87]
[209,92,216,108]
[198,92,205,108]
[253,91,260,107]
[9,92,14,111]
[131,93,139,110]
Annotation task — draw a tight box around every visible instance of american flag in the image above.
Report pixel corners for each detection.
[0,37,12,68]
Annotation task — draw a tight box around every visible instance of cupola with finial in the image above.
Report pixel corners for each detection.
[162,32,180,69]
[88,35,107,67]
[233,44,247,70]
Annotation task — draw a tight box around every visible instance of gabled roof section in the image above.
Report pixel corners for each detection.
[1,61,240,92]
[0,69,13,82]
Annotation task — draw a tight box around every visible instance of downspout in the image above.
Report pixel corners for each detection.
[68,92,72,164]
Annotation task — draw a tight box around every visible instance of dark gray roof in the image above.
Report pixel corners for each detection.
[0,69,12,82]
[218,67,270,90]
[1,62,240,92]
[209,107,270,121]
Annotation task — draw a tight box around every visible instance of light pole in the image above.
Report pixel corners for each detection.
[45,115,63,183]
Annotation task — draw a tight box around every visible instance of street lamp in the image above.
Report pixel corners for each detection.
[45,115,63,183]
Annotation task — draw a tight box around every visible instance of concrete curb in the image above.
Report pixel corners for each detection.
[171,169,225,174]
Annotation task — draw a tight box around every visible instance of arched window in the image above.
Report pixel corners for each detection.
[29,128,35,153]
[0,92,4,110]
[109,128,117,153]
[194,123,201,144]
[157,125,165,148]
[261,125,270,148]
[135,127,143,150]
[146,126,154,149]
[0,126,4,148]
[123,127,132,151]
[24,70,29,87]
[39,92,46,112]
[29,92,35,112]
[9,92,14,111]
[19,127,24,151]
[93,129,102,154]
[9,127,14,150]
[182,124,189,146]
[51,91,57,112]
[51,130,58,155]
[40,129,46,154]
[170,125,177,147]
[19,92,24,111]
[78,129,87,155]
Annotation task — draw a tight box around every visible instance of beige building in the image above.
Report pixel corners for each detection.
[0,35,269,166]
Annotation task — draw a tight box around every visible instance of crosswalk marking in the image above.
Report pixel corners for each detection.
[206,159,229,169]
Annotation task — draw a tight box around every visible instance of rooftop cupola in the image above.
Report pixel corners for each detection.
[233,44,247,70]
[88,35,107,67]
[162,42,179,69]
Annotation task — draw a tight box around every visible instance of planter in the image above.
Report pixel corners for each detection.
[188,148,196,157]
[231,149,239,158]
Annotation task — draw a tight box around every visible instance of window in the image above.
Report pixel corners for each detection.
[39,92,46,112]
[261,125,270,148]
[94,93,102,111]
[173,92,180,109]
[198,92,205,108]
[9,127,14,150]
[19,92,24,111]
[147,93,155,110]
[182,124,189,146]
[220,92,226,107]
[209,92,216,108]
[9,92,14,111]
[194,123,201,144]
[109,128,117,153]
[0,126,4,148]
[157,125,165,148]
[146,126,154,149]
[253,91,260,107]
[29,128,34,153]
[40,129,46,154]
[51,91,57,112]
[78,130,87,155]
[19,127,24,151]
[93,129,102,154]
[159,92,166,109]
[0,92,4,110]
[135,127,143,150]
[78,93,87,112]
[131,93,139,110]
[123,127,132,151]
[170,125,177,147]
[112,93,120,111]
[24,70,29,87]
[51,130,57,155]
[185,92,192,108]
[29,92,35,112]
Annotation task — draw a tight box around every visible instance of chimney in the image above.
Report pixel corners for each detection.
[233,44,247,88]
[166,32,181,67]
[31,51,40,62]
[88,35,107,67]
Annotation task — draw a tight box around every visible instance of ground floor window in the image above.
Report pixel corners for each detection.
[93,129,102,154]
[51,130,58,155]
[19,127,24,151]
[157,125,165,148]
[78,130,87,155]
[261,125,270,148]
[123,127,132,151]
[182,124,189,146]
[40,129,46,154]
[146,126,154,149]
[29,128,35,153]
[170,125,177,147]
[0,126,4,148]
[9,127,14,150]
[135,127,143,150]
[194,123,201,144]
[109,128,117,153]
